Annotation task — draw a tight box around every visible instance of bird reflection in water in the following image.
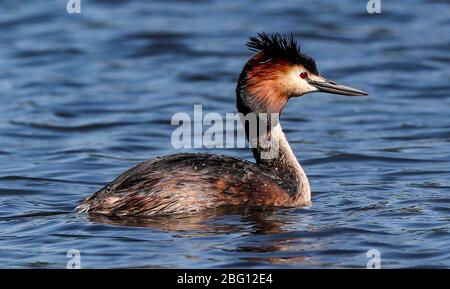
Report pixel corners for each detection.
[87,206,314,266]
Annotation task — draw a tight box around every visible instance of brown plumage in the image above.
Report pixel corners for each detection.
[76,153,308,216]
[76,33,367,217]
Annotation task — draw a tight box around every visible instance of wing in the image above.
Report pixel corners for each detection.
[76,153,295,216]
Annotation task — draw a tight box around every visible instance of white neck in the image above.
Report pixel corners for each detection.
[252,123,311,204]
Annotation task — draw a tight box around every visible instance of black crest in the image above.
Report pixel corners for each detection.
[246,32,318,74]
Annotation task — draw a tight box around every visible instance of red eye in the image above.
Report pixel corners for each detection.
[300,72,308,79]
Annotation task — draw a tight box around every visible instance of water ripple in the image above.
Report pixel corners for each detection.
[0,0,448,268]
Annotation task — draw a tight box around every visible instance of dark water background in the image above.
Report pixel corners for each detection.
[0,0,449,268]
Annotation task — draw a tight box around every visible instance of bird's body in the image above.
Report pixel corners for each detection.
[76,153,309,216]
[77,33,367,217]
[77,120,311,216]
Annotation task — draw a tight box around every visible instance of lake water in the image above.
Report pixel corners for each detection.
[0,0,449,268]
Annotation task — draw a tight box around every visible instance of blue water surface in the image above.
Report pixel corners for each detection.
[0,0,449,268]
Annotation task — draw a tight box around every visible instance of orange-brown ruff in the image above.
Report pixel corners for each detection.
[77,33,367,216]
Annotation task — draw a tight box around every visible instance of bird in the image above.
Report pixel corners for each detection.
[76,33,367,217]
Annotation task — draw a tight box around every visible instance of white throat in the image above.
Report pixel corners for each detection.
[254,122,311,204]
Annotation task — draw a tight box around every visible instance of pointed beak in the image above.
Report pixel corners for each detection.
[308,77,368,96]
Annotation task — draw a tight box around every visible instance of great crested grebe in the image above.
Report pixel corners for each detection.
[76,33,367,216]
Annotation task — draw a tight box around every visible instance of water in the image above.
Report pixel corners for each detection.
[0,0,449,268]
